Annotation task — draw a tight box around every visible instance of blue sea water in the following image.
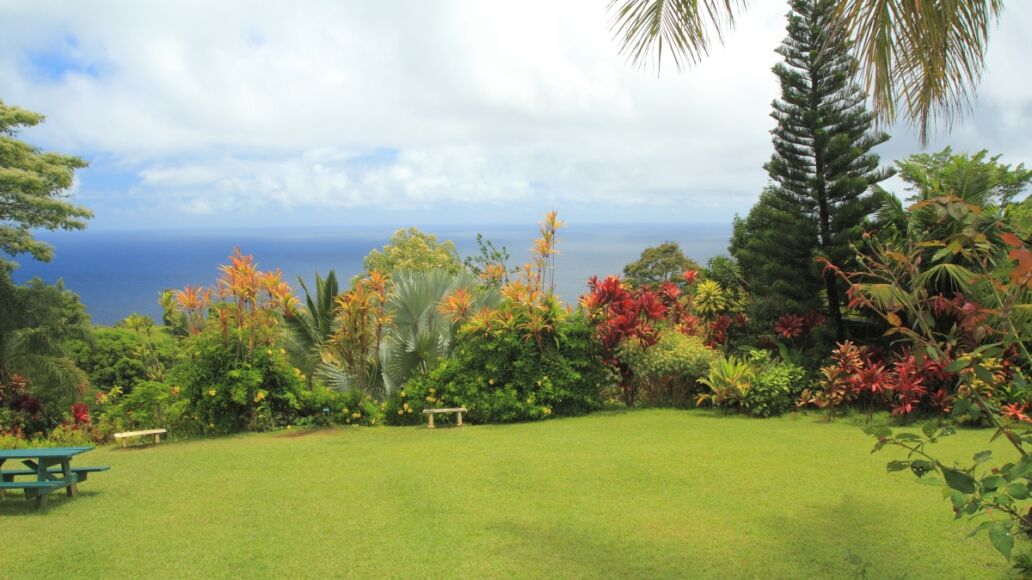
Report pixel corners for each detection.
[12,224,731,326]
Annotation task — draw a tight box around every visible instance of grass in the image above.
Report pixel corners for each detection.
[0,409,1014,578]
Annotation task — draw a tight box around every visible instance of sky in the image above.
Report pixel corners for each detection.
[1,0,1030,230]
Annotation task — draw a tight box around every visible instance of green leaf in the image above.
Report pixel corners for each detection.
[981,475,1005,492]
[887,460,910,473]
[989,522,1014,560]
[973,450,992,464]
[944,358,969,373]
[1007,482,1029,499]
[1006,457,1032,481]
[911,460,934,477]
[974,365,995,386]
[943,467,977,494]
[922,423,938,439]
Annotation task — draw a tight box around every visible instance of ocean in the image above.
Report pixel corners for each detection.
[11,224,731,326]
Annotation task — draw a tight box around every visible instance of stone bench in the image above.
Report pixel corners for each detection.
[422,407,467,428]
[114,428,167,447]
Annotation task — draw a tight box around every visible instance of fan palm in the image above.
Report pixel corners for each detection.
[379,270,500,394]
[608,0,1004,142]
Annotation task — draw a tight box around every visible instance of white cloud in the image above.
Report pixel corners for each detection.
[0,0,1029,226]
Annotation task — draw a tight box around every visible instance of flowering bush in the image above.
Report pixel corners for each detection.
[392,313,613,425]
[297,383,383,427]
[172,335,304,434]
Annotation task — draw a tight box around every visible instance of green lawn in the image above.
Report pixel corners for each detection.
[0,410,1013,578]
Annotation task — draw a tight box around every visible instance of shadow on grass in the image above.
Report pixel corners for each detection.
[0,490,101,517]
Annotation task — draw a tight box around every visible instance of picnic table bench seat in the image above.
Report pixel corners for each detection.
[114,428,166,447]
[2,465,110,482]
[422,407,468,428]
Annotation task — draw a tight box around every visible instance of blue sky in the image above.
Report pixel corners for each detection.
[2,1,1030,230]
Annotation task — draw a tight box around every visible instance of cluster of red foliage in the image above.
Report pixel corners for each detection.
[774,311,826,340]
[582,275,666,353]
[808,342,953,416]
[70,402,91,426]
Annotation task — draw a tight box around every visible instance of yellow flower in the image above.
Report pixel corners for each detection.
[280,348,286,355]
[426,396,436,403]
[398,409,404,415]
[400,390,406,398]
[171,385,181,396]
[351,412,361,418]
[343,407,349,413]
[208,388,217,397]
[370,419,376,425]
[287,425,292,430]
[208,423,214,428]
[266,349,272,355]
[488,378,495,385]
[542,407,552,415]
[254,391,266,403]
[294,368,301,375]
[406,408,413,414]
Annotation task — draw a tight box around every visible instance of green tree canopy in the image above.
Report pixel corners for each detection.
[362,228,463,277]
[0,100,90,270]
[622,241,701,289]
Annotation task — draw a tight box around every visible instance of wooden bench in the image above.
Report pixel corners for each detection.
[114,428,167,447]
[422,407,467,428]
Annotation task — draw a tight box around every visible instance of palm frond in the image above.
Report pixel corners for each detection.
[608,0,747,71]
[835,0,1003,143]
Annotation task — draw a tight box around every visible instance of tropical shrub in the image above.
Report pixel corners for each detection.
[70,320,175,394]
[827,190,1032,564]
[618,331,720,407]
[317,272,390,397]
[173,336,304,433]
[297,383,383,427]
[392,311,611,425]
[98,380,186,436]
[696,356,755,411]
[744,350,807,418]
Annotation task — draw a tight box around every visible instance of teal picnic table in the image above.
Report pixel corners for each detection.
[0,447,109,509]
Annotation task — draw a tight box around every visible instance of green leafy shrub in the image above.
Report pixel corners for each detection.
[744,350,807,417]
[97,381,187,436]
[69,322,175,393]
[297,382,383,427]
[172,334,304,434]
[619,331,721,407]
[388,313,614,425]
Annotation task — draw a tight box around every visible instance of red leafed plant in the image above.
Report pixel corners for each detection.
[70,402,91,426]
[581,275,668,406]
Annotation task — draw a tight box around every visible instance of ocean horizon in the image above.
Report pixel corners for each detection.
[12,223,732,325]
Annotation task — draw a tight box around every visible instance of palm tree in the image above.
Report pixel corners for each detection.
[608,0,1004,142]
[0,272,90,407]
[380,270,500,394]
[286,271,340,380]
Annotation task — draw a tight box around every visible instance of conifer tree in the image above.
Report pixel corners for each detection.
[734,0,891,341]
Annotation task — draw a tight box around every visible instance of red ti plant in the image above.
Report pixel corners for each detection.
[581,275,666,406]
